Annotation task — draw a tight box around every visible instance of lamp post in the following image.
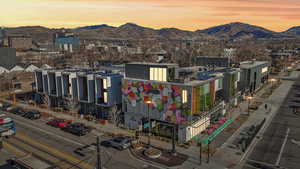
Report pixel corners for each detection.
[269,78,277,90]
[97,136,102,169]
[145,100,152,147]
[246,96,253,115]
[171,124,176,154]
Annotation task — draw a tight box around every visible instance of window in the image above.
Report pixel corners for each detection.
[150,67,167,82]
[215,79,223,91]
[182,89,188,103]
[103,92,108,103]
[103,78,108,89]
[203,83,210,94]
[262,67,268,73]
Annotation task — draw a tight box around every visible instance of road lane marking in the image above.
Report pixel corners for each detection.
[14,118,85,147]
[3,142,27,156]
[15,133,94,169]
[276,127,290,166]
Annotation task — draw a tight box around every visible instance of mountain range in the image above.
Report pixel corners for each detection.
[3,22,300,43]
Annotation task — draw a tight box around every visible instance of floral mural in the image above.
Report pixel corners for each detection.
[122,80,190,124]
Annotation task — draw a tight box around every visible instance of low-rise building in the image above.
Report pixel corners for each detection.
[239,61,270,94]
[122,62,226,143]
[35,68,123,120]
[54,33,80,53]
[0,48,16,70]
[8,36,33,50]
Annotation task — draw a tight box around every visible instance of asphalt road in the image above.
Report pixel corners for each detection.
[1,111,161,169]
[244,75,300,169]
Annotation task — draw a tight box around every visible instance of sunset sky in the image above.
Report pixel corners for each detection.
[1,0,300,32]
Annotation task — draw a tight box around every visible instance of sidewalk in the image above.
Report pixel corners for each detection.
[210,70,300,169]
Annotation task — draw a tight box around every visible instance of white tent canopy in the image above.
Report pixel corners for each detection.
[41,64,52,69]
[25,64,39,72]
[10,65,24,72]
[0,66,9,74]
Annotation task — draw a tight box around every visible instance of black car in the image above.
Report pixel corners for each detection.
[62,123,92,136]
[9,107,25,115]
[23,110,41,120]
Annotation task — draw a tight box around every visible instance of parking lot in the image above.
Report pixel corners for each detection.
[245,76,300,169]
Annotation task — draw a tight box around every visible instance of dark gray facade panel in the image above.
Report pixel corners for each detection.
[0,48,16,69]
[125,64,149,80]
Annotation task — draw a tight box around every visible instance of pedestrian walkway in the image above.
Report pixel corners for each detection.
[210,70,300,169]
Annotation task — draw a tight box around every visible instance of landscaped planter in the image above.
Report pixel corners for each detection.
[144,148,162,159]
[132,143,144,150]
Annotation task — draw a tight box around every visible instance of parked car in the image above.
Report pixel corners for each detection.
[23,110,41,120]
[62,123,92,136]
[101,136,133,150]
[47,119,70,128]
[0,103,12,111]
[9,107,25,115]
[249,105,259,110]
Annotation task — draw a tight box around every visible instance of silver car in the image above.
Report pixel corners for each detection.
[102,137,132,150]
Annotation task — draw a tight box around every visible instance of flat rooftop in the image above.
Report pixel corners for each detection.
[240,61,269,69]
[127,62,178,67]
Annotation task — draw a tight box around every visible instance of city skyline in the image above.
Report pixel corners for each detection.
[1,0,300,32]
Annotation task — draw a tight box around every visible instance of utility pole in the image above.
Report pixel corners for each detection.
[207,140,210,164]
[97,136,102,169]
[199,142,202,165]
[147,103,151,146]
[171,124,176,154]
[0,136,3,150]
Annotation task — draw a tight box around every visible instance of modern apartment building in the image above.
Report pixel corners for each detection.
[239,61,271,94]
[122,63,226,143]
[35,68,123,120]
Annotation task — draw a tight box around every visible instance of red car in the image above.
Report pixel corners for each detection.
[47,119,70,128]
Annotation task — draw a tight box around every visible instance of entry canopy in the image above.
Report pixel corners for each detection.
[193,119,233,145]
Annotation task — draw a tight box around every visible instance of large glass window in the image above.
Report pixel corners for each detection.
[150,67,167,82]
[182,89,188,103]
[103,78,108,89]
[103,92,108,103]
[262,67,268,73]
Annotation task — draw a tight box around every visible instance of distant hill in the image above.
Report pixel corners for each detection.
[283,26,300,36]
[73,23,205,40]
[4,26,55,43]
[75,24,115,30]
[3,22,300,43]
[197,22,281,40]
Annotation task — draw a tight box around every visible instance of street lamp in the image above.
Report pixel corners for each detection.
[246,96,253,115]
[145,100,152,147]
[269,78,277,90]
